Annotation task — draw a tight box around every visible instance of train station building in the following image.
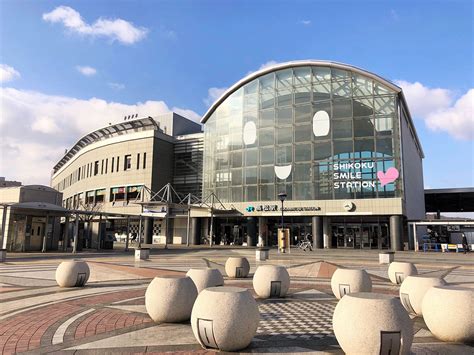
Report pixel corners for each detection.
[6,60,467,252]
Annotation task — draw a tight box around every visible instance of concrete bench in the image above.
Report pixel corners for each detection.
[399,275,446,316]
[225,257,250,278]
[186,268,224,293]
[55,260,90,287]
[252,265,290,298]
[145,276,197,323]
[191,286,259,351]
[388,261,417,285]
[331,268,372,299]
[422,286,474,343]
[333,292,413,355]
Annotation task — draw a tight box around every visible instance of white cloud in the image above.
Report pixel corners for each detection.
[108,82,125,90]
[204,87,227,107]
[43,6,148,45]
[0,64,20,83]
[0,87,200,185]
[257,60,279,71]
[299,20,311,26]
[396,80,473,141]
[76,65,97,76]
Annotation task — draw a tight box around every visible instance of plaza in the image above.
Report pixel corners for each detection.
[1,246,473,354]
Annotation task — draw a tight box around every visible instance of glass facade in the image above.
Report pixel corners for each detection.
[203,65,402,202]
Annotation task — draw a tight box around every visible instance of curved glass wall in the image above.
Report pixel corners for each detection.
[203,65,402,202]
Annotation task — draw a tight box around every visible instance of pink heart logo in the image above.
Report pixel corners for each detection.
[377,167,399,187]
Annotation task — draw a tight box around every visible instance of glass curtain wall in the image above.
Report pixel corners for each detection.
[203,65,402,202]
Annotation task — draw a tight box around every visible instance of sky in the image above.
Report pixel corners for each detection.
[1,0,473,193]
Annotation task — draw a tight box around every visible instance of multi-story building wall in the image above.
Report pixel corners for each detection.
[50,113,203,244]
[199,60,425,250]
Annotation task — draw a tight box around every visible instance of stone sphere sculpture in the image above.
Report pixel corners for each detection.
[252,265,290,298]
[186,268,224,293]
[55,260,90,287]
[145,276,198,323]
[422,286,474,343]
[399,275,446,316]
[333,292,413,355]
[191,287,259,351]
[225,257,250,278]
[388,262,418,285]
[330,268,372,299]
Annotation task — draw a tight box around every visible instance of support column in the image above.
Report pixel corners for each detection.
[125,216,130,251]
[312,216,323,249]
[323,217,332,248]
[190,217,201,245]
[63,216,70,251]
[390,215,403,251]
[144,217,153,245]
[97,214,102,251]
[72,215,79,254]
[165,217,174,245]
[0,206,8,249]
[42,213,49,253]
[258,217,267,246]
[247,217,257,246]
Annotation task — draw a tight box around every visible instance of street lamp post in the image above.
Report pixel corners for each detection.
[278,192,287,230]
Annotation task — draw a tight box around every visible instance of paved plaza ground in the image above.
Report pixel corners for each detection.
[1,246,473,354]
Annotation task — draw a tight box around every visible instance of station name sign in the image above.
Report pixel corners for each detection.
[246,205,321,213]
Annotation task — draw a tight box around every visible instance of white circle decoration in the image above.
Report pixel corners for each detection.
[313,110,330,137]
[243,121,257,145]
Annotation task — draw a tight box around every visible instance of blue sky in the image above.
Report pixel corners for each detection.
[0,0,473,190]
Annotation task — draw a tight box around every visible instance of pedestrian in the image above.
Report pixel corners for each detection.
[461,233,469,254]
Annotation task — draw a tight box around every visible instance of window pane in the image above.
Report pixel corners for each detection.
[333,99,352,118]
[231,151,242,168]
[352,74,373,96]
[294,163,311,181]
[231,187,242,201]
[333,120,353,139]
[294,182,313,200]
[375,115,393,135]
[276,145,292,164]
[259,128,274,146]
[376,137,393,157]
[245,149,258,166]
[260,109,274,127]
[259,166,274,184]
[294,86,311,104]
[260,147,274,165]
[295,104,311,123]
[244,80,257,95]
[314,142,332,160]
[277,127,292,144]
[231,169,242,185]
[259,184,275,201]
[276,69,292,89]
[354,139,375,158]
[294,124,312,142]
[354,117,374,137]
[353,97,374,117]
[277,89,292,106]
[374,95,395,115]
[333,140,353,158]
[313,67,331,81]
[245,186,257,201]
[332,79,351,98]
[294,67,311,86]
[295,144,311,162]
[245,167,257,184]
[276,107,292,125]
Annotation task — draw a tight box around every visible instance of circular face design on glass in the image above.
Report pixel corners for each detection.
[243,121,257,145]
[313,110,330,137]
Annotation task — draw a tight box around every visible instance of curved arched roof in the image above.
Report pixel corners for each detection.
[201,60,402,124]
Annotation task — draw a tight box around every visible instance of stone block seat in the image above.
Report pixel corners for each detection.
[186,268,224,293]
[145,275,197,323]
[330,268,372,299]
[399,275,446,316]
[225,257,250,278]
[252,265,290,298]
[191,286,259,352]
[55,260,90,287]
[333,292,413,355]
[388,261,418,285]
[422,286,474,343]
